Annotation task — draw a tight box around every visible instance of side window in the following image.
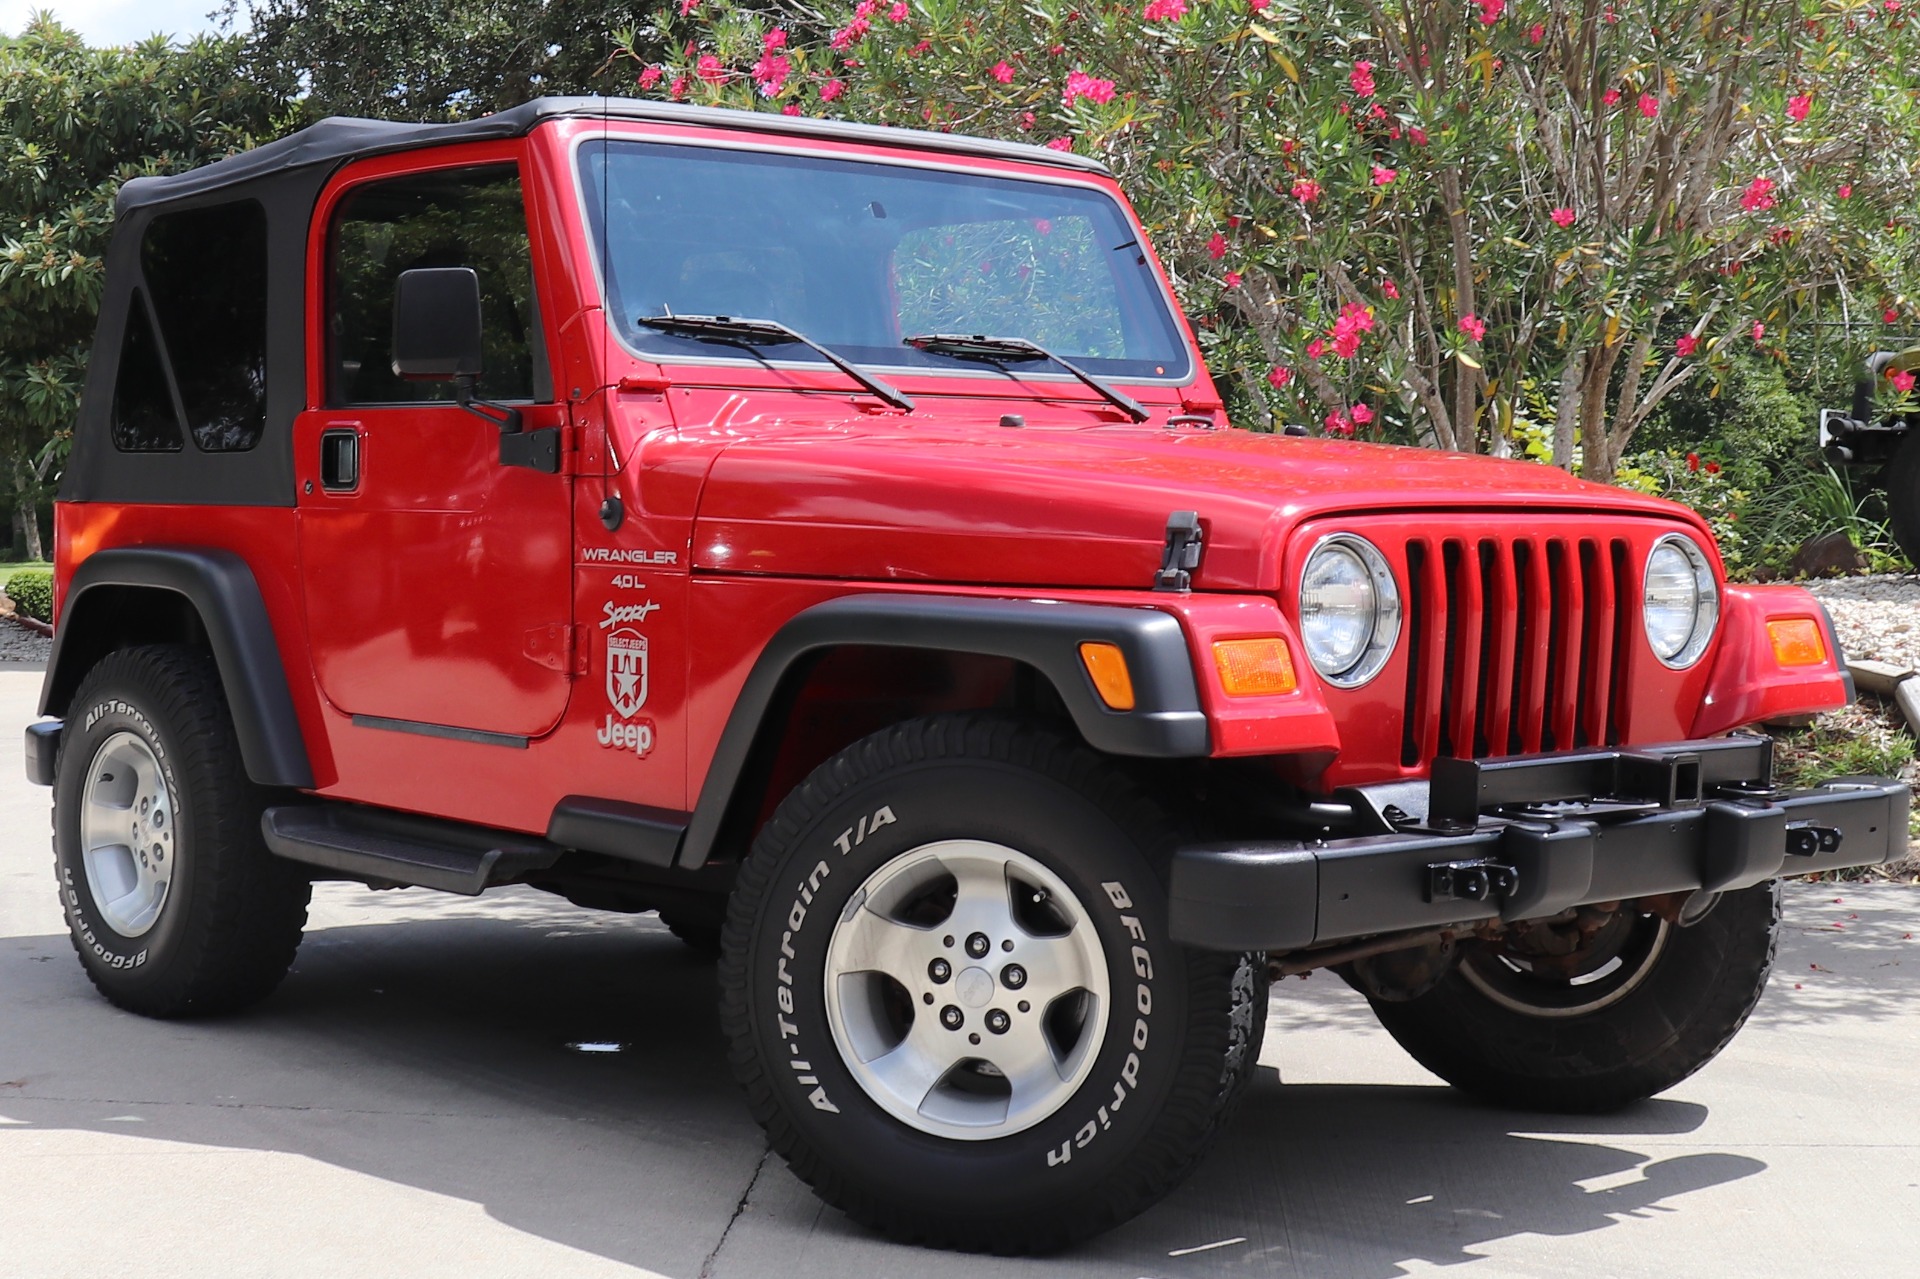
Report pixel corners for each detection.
[892,215,1127,359]
[140,201,270,452]
[110,293,185,453]
[328,165,544,406]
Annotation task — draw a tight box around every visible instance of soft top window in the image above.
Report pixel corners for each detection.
[137,200,270,453]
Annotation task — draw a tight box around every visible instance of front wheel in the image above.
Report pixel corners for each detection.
[719,715,1265,1252]
[1367,882,1781,1112]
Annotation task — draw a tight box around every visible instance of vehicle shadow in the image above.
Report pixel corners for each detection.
[0,891,1778,1278]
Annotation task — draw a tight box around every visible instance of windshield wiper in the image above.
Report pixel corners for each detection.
[639,313,914,411]
[903,333,1150,423]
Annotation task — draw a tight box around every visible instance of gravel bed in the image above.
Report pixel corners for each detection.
[1802,574,1920,673]
[0,615,51,663]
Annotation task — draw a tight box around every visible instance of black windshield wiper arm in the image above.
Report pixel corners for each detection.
[639,313,914,412]
[902,333,1150,422]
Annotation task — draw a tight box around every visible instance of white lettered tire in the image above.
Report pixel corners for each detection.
[719,715,1265,1251]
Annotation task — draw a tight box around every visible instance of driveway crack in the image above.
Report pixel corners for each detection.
[700,1144,770,1278]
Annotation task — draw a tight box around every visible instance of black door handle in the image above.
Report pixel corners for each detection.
[320,428,360,491]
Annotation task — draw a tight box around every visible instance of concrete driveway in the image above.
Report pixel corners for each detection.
[1,662,1915,1278]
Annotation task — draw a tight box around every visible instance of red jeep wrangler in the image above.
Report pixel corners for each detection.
[26,98,1908,1251]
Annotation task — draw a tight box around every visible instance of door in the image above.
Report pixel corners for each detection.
[296,159,573,739]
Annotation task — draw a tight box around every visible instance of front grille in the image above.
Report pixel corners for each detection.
[1400,534,1632,764]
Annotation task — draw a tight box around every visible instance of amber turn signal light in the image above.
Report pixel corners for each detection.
[1768,618,1826,667]
[1212,637,1298,696]
[1078,642,1136,710]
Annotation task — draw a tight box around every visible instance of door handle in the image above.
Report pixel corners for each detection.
[320,427,361,491]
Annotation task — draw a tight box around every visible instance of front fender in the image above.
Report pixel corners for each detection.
[1692,585,1852,737]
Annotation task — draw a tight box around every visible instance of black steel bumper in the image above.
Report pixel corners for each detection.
[1169,738,1910,951]
[24,720,60,787]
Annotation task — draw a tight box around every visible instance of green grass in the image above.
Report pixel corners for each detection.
[0,562,51,592]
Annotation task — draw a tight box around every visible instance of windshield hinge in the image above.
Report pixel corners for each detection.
[1154,511,1204,592]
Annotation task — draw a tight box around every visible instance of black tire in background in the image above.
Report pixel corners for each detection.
[1367,882,1781,1113]
[720,714,1265,1252]
[1884,430,1920,565]
[54,645,311,1017]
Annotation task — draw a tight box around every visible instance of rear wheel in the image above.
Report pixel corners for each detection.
[1367,882,1780,1112]
[720,714,1265,1251]
[54,645,310,1017]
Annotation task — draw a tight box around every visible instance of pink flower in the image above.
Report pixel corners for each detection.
[1382,279,1400,300]
[1371,165,1397,186]
[1769,226,1793,246]
[1787,93,1812,121]
[1020,111,1036,130]
[908,39,931,54]
[1705,461,1721,474]
[1350,402,1375,426]
[1459,313,1487,342]
[1249,0,1270,9]
[1324,411,1354,437]
[1477,0,1505,23]
[670,75,689,100]
[820,78,846,102]
[1337,301,1375,334]
[831,19,870,49]
[637,65,663,89]
[1350,61,1376,97]
[1528,22,1545,42]
[1838,183,1853,199]
[752,50,790,94]
[696,54,725,83]
[1687,451,1701,472]
[781,103,802,116]
[1602,88,1621,107]
[1550,206,1576,228]
[1332,330,1362,359]
[1033,217,1052,234]
[1676,334,1699,357]
[1892,370,1917,393]
[1207,232,1228,259]
[1268,365,1293,388]
[1741,177,1776,212]
[888,1,908,20]
[1638,92,1659,118]
[1046,136,1074,151]
[1143,0,1188,18]
[1408,127,1429,146]
[1291,178,1322,203]
[1752,322,1766,341]
[990,61,1014,83]
[1368,102,1387,121]
[1224,271,1243,288]
[1305,337,1327,359]
[763,29,788,50]
[1885,307,1900,323]
[1063,70,1117,107]
[678,0,697,12]
[1886,0,1902,11]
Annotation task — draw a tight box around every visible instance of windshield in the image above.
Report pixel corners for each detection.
[577,138,1192,381]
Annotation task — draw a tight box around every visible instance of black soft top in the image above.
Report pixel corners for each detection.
[117,96,1112,214]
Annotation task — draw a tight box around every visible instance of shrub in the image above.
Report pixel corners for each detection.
[6,569,53,623]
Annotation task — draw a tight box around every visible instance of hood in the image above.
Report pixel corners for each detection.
[689,419,1705,591]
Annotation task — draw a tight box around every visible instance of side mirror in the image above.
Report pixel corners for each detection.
[392,267,483,380]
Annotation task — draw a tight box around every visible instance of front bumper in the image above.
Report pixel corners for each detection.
[1170,737,1909,951]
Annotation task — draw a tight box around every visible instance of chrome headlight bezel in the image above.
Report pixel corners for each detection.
[1642,533,1719,669]
[1298,533,1402,688]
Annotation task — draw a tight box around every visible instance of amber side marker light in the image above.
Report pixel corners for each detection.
[1768,618,1827,667]
[1213,637,1298,696]
[1078,642,1136,710]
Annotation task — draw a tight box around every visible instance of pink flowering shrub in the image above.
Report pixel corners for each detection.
[614,0,1920,475]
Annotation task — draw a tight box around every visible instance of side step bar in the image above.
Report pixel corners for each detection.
[262,805,563,896]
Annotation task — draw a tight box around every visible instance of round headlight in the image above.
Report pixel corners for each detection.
[1299,534,1401,687]
[1643,534,1718,668]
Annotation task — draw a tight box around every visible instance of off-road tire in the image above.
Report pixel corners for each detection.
[660,911,723,958]
[719,714,1265,1252]
[1367,882,1781,1112]
[1886,429,1920,565]
[53,645,311,1017]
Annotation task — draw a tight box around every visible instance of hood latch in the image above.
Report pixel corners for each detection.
[1154,511,1204,592]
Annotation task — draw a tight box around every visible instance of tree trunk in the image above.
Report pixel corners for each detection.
[14,464,43,563]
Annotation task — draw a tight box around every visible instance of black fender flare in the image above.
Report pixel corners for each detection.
[675,592,1208,868]
[40,546,315,788]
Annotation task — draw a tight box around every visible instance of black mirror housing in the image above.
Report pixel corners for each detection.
[392,267,484,380]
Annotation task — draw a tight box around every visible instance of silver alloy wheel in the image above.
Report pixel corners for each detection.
[79,731,177,938]
[823,840,1110,1140]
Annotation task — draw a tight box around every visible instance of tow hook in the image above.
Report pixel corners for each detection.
[1784,822,1843,857]
[1426,859,1519,904]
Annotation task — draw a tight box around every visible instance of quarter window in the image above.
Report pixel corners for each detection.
[328,165,544,406]
[139,200,270,452]
[109,294,184,454]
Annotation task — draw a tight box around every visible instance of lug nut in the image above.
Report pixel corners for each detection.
[1001,964,1027,989]
[965,932,990,958]
[986,1009,1010,1034]
[928,958,952,983]
[940,1005,964,1030]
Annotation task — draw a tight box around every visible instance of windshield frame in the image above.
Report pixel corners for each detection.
[568,128,1196,386]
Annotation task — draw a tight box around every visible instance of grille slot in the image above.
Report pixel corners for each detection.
[1401,535,1631,765]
